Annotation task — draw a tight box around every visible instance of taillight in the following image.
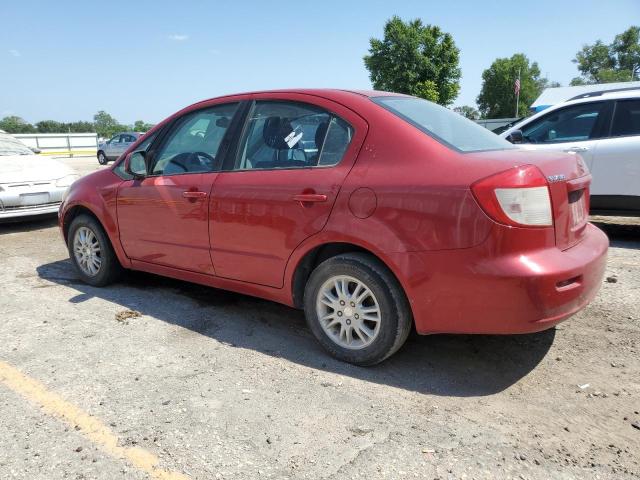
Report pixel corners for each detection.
[471,165,553,227]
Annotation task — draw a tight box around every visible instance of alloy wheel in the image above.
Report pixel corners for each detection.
[315,275,381,349]
[73,226,102,276]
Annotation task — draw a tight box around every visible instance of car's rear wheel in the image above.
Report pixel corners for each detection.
[303,253,412,366]
[67,214,121,286]
[97,151,108,165]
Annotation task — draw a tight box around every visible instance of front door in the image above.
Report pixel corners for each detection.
[117,102,240,274]
[209,96,367,287]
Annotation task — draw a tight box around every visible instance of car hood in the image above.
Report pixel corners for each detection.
[0,154,77,184]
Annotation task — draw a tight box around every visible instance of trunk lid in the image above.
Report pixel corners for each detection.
[466,149,591,250]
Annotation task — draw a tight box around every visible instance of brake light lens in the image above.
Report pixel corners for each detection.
[471,165,553,227]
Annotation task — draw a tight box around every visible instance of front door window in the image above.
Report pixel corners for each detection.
[151,103,238,176]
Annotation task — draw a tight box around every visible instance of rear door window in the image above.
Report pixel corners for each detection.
[234,101,353,170]
[611,99,640,137]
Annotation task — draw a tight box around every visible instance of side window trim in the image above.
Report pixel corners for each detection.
[594,100,614,139]
[220,100,253,172]
[146,102,243,177]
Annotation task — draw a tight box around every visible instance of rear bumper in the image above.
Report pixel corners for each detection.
[391,223,608,334]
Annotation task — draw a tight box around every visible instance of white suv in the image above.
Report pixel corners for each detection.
[501,88,640,215]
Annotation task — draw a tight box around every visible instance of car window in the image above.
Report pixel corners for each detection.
[234,101,353,170]
[373,96,514,152]
[520,102,606,143]
[122,134,136,143]
[109,135,121,144]
[611,99,640,137]
[150,103,238,176]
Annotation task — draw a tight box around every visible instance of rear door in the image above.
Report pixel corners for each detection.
[209,94,367,287]
[590,98,640,198]
[517,101,612,170]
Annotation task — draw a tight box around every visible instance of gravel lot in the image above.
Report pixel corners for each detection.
[0,157,638,479]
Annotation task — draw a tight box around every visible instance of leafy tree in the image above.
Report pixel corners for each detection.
[93,110,127,138]
[363,16,461,105]
[453,105,479,120]
[68,121,96,133]
[35,120,67,133]
[0,116,36,133]
[133,120,154,132]
[477,54,550,118]
[613,26,640,77]
[570,77,588,86]
[573,26,640,83]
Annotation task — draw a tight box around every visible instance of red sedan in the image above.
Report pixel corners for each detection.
[59,90,608,365]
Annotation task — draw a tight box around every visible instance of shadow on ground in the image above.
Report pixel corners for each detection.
[37,258,555,398]
[0,215,58,235]
[592,222,640,250]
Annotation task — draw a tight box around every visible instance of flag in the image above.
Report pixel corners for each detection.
[514,78,521,95]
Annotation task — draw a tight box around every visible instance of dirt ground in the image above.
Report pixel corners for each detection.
[0,158,638,479]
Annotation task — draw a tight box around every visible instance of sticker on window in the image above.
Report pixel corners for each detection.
[285,127,303,148]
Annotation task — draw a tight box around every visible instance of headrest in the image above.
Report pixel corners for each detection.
[262,116,293,150]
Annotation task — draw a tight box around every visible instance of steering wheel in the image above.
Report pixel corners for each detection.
[193,151,218,170]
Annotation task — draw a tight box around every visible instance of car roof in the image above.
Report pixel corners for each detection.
[185,88,409,109]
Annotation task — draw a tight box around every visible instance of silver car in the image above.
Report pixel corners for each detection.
[0,131,79,220]
[97,132,141,165]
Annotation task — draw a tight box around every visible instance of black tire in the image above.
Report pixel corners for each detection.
[97,151,108,165]
[303,253,412,366]
[67,214,122,287]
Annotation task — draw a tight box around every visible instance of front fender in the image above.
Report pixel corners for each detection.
[59,169,131,268]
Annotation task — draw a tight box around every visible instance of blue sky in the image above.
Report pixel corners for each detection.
[1,0,638,124]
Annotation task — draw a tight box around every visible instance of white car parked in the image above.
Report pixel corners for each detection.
[0,131,79,220]
[501,88,640,214]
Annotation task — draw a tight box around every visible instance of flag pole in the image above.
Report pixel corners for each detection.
[515,67,521,117]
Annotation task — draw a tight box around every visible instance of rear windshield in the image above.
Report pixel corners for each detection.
[373,97,515,153]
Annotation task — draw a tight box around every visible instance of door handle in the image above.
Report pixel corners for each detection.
[292,193,327,203]
[563,146,588,152]
[182,191,208,199]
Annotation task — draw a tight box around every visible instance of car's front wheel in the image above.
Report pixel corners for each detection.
[97,151,108,165]
[304,253,412,366]
[67,214,121,286]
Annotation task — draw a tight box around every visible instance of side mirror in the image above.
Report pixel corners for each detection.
[506,129,524,144]
[30,147,42,154]
[125,151,148,179]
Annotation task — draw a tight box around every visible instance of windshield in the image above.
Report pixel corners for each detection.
[0,133,33,156]
[373,97,516,153]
